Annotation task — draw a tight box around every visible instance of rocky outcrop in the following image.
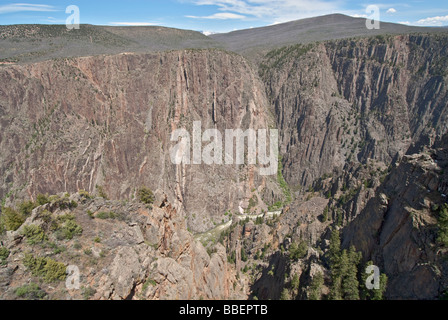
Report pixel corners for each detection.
[342,134,448,299]
[261,34,448,190]
[0,191,245,300]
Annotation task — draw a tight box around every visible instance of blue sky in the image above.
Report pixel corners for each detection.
[0,0,447,34]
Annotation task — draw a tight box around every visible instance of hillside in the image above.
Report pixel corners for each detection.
[1,15,448,300]
[0,24,220,64]
[210,14,445,59]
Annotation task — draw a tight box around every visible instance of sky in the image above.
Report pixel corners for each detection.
[0,0,447,34]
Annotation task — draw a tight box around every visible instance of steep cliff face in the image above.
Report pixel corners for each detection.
[0,49,280,233]
[343,134,448,299]
[1,31,448,300]
[246,33,448,300]
[261,34,448,190]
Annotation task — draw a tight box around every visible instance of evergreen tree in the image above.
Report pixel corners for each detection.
[342,247,361,300]
[329,229,343,300]
[291,273,300,297]
[360,260,388,300]
[372,273,388,300]
[280,288,291,300]
[329,229,341,267]
[308,272,324,300]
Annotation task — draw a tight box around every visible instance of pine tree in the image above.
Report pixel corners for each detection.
[329,229,341,267]
[329,229,343,300]
[360,260,388,300]
[372,273,388,300]
[342,247,361,300]
[308,272,324,300]
[291,273,300,297]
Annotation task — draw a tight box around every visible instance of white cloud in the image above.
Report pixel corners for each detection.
[0,3,57,14]
[351,13,368,18]
[186,12,246,19]
[416,15,448,26]
[109,22,159,26]
[398,21,410,25]
[187,0,340,23]
[386,8,397,14]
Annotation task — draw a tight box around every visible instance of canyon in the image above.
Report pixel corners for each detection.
[0,14,447,300]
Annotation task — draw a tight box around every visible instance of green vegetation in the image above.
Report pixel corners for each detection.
[291,273,300,297]
[0,246,10,265]
[434,204,448,247]
[23,253,66,282]
[328,229,362,300]
[308,272,324,300]
[23,224,47,245]
[15,283,47,300]
[227,250,236,265]
[241,247,248,262]
[1,207,25,231]
[96,211,118,220]
[360,261,388,300]
[56,219,83,240]
[95,185,109,200]
[36,194,51,206]
[277,156,292,204]
[289,240,308,261]
[142,277,157,295]
[280,288,291,300]
[260,43,314,77]
[137,186,155,205]
[248,195,258,211]
[81,286,97,300]
[18,200,38,217]
[322,206,329,222]
[79,190,93,200]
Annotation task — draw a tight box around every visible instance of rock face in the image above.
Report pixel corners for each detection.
[343,134,448,299]
[1,31,448,300]
[0,191,245,300]
[0,49,280,233]
[261,34,448,189]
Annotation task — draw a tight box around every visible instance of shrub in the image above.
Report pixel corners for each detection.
[96,211,117,220]
[51,196,77,210]
[1,207,25,231]
[15,283,46,300]
[36,194,51,206]
[436,204,448,247]
[79,190,93,200]
[82,286,97,300]
[95,185,109,200]
[23,254,66,282]
[322,206,329,222]
[56,220,83,240]
[289,241,308,261]
[43,259,67,282]
[0,246,10,265]
[23,224,47,245]
[18,200,37,217]
[137,186,154,205]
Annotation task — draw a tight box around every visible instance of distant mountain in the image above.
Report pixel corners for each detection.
[1,14,446,64]
[0,24,220,63]
[210,13,445,58]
